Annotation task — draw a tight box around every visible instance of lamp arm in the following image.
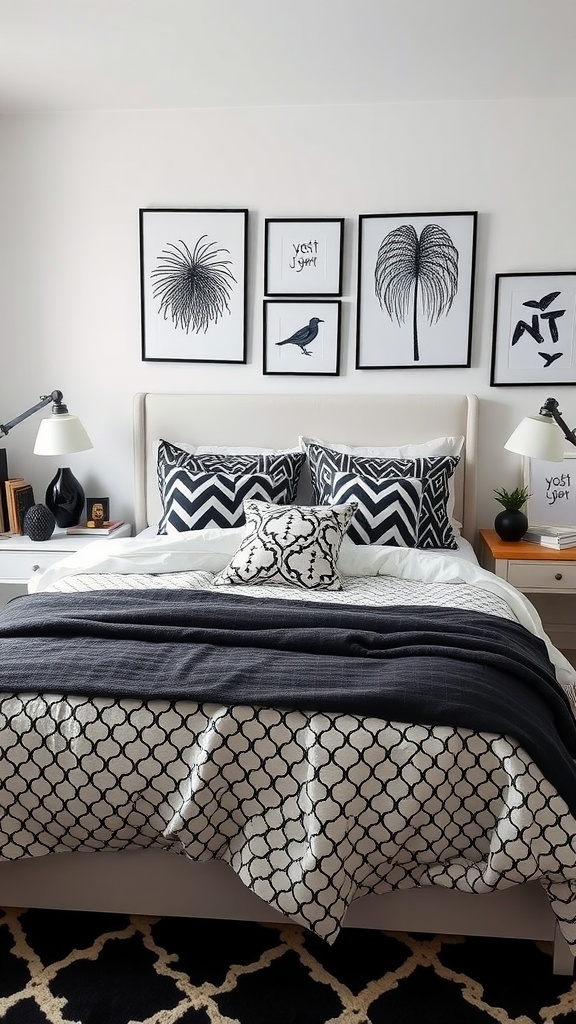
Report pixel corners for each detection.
[541,397,576,448]
[0,390,66,439]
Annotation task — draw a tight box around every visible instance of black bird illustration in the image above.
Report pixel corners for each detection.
[276,317,323,356]
[539,351,563,368]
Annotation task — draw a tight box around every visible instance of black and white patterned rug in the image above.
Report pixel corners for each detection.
[2,908,576,1024]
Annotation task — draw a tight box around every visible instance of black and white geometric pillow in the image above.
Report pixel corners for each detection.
[307,442,459,549]
[159,470,288,534]
[330,473,423,546]
[213,498,357,590]
[157,440,305,504]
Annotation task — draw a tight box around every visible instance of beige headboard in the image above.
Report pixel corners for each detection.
[133,393,478,541]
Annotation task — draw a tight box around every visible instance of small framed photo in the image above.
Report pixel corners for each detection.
[523,452,576,526]
[86,497,110,523]
[140,208,248,363]
[264,218,344,296]
[356,211,477,369]
[491,272,576,386]
[263,300,341,376]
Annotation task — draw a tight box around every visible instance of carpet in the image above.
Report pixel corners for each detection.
[1,908,576,1024]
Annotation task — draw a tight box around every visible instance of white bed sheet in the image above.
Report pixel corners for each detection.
[135,527,480,564]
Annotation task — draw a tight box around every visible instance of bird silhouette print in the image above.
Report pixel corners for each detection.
[276,317,323,356]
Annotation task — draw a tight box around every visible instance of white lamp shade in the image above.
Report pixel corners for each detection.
[33,413,93,456]
[504,414,565,462]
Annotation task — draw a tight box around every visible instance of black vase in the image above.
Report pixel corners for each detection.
[23,503,56,541]
[494,509,528,542]
[45,467,85,528]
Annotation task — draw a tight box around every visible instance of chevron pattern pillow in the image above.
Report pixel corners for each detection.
[159,470,288,534]
[330,473,423,546]
[157,440,305,504]
[307,442,459,549]
[213,499,356,590]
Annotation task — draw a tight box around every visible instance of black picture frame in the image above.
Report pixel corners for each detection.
[490,271,576,386]
[86,496,110,522]
[264,218,344,297]
[139,208,248,364]
[263,300,341,376]
[356,211,477,369]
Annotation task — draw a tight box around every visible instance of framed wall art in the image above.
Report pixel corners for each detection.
[263,300,341,376]
[490,272,576,386]
[264,218,344,297]
[523,452,576,527]
[356,211,477,369]
[139,208,248,363]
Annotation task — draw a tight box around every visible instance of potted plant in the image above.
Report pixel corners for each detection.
[493,485,531,541]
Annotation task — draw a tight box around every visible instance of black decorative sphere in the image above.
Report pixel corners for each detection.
[24,503,56,542]
[494,509,528,542]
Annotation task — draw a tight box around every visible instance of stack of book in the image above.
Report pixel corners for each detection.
[0,478,35,535]
[66,520,125,537]
[523,525,576,549]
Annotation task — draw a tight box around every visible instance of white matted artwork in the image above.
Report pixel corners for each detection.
[491,272,576,386]
[140,208,248,363]
[264,219,344,297]
[263,300,341,376]
[356,211,477,369]
[524,452,576,527]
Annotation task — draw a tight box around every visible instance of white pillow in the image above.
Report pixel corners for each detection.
[299,434,464,458]
[169,442,301,456]
[213,499,356,590]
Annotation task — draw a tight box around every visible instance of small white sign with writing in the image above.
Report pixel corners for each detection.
[525,453,576,527]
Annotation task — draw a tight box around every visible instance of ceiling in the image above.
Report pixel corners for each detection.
[0,0,575,112]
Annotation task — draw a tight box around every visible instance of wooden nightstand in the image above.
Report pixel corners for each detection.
[479,529,576,595]
[0,524,132,603]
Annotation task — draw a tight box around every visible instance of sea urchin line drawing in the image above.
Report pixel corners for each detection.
[374,222,459,361]
[151,235,237,334]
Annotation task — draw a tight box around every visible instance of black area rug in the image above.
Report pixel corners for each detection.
[1,907,576,1024]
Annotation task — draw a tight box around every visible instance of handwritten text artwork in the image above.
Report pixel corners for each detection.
[264,219,343,296]
[526,454,576,526]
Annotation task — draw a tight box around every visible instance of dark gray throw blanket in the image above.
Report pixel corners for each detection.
[2,589,576,818]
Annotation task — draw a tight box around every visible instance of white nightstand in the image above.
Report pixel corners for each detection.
[0,524,132,601]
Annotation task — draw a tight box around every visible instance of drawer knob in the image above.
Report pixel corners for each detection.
[31,564,40,572]
[555,572,563,581]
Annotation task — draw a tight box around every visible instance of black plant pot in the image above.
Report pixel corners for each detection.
[45,467,85,528]
[494,509,528,542]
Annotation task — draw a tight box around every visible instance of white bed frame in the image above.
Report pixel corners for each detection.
[1,392,573,974]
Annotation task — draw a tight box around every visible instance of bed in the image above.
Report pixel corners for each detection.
[1,391,576,975]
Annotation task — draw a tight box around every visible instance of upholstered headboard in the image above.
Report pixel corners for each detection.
[133,393,478,541]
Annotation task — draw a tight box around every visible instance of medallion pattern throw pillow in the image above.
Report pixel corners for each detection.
[330,473,424,546]
[307,442,459,549]
[213,499,357,590]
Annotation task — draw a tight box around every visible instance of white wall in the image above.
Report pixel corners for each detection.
[0,98,575,531]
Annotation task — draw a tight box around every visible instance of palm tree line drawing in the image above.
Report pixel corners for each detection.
[374,223,459,361]
[151,235,237,334]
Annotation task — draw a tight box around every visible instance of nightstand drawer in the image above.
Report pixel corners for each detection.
[508,562,576,591]
[0,550,70,583]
